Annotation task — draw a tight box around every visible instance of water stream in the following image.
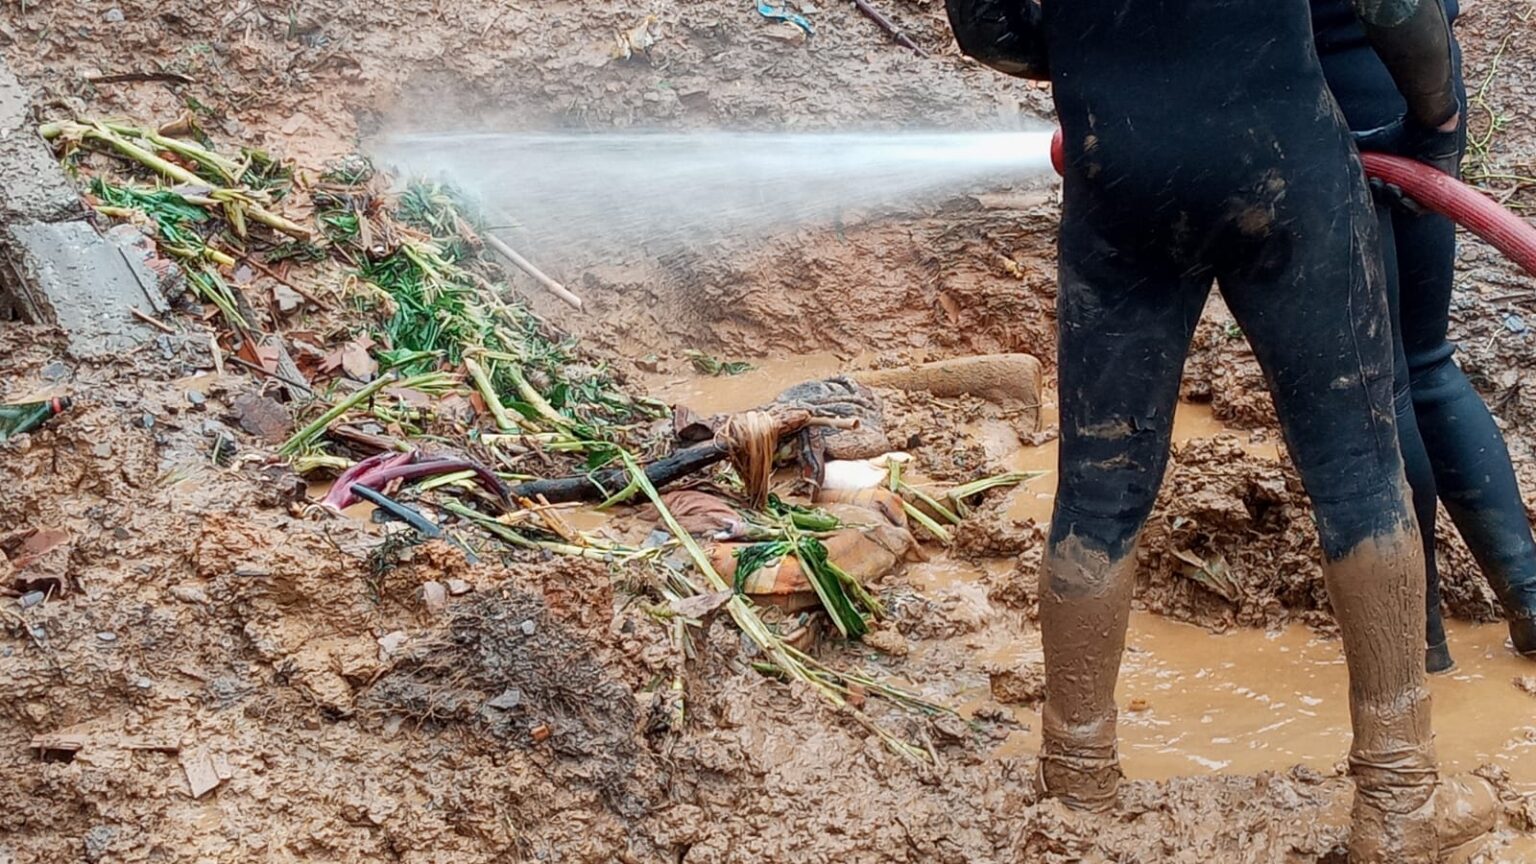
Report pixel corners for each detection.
[371,130,1056,258]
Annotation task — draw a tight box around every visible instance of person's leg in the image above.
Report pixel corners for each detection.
[1396,203,1536,656]
[1218,171,1492,861]
[1376,204,1454,672]
[1038,215,1209,810]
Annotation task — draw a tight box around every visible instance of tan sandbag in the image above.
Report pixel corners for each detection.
[656,490,745,538]
[709,519,915,610]
[853,354,1042,432]
[813,487,908,529]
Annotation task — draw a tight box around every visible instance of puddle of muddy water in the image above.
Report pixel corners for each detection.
[973,613,1536,794]
[643,351,852,414]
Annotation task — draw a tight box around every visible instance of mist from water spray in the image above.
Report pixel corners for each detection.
[371,130,1056,261]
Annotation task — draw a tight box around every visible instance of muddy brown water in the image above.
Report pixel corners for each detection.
[646,364,1536,811]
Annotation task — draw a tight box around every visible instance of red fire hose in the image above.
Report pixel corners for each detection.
[1047,129,1536,276]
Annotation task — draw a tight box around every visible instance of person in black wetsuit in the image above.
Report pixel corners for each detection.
[1312,0,1536,674]
[943,0,1495,860]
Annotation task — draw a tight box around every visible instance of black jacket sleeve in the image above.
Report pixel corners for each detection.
[943,0,1049,81]
[1351,0,1459,127]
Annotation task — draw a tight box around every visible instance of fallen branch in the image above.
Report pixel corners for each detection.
[509,443,728,503]
[484,234,584,311]
[850,0,926,56]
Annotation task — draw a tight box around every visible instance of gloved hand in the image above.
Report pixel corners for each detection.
[1352,107,1464,213]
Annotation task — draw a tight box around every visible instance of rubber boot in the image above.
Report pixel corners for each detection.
[1327,531,1496,862]
[1510,616,1536,658]
[1036,537,1138,811]
[1425,577,1454,675]
[1425,641,1455,675]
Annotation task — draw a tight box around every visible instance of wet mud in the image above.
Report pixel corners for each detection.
[2,0,1536,861]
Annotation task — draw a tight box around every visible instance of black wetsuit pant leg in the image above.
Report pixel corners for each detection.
[1051,152,1414,571]
[1321,35,1536,632]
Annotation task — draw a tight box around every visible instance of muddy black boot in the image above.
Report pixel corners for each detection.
[1425,585,1454,675]
[1511,617,1536,659]
[1037,539,1137,812]
[1425,641,1455,675]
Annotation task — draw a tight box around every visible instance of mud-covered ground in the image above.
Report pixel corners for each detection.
[3,0,1536,862]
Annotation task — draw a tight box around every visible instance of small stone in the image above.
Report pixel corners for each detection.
[169,585,207,604]
[103,7,124,22]
[83,824,117,863]
[421,581,447,613]
[272,284,305,314]
[41,361,71,382]
[486,688,523,710]
[18,591,45,609]
[1127,697,1152,712]
[132,676,154,690]
[446,579,473,596]
[762,21,807,44]
[138,412,155,429]
[519,619,537,637]
[186,390,207,408]
[377,630,408,659]
[92,442,113,458]
[96,631,118,643]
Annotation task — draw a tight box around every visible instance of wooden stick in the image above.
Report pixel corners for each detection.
[850,0,927,56]
[484,234,584,310]
[130,306,176,334]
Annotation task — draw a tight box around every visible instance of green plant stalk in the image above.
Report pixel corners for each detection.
[465,356,520,433]
[826,557,885,618]
[503,361,572,432]
[946,470,1042,503]
[903,500,952,545]
[897,481,963,526]
[621,449,928,761]
[443,500,640,561]
[40,120,310,240]
[278,375,398,456]
[103,121,246,183]
[292,453,354,474]
[416,469,478,493]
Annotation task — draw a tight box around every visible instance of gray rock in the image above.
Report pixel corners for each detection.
[519,619,537,637]
[83,824,117,862]
[486,688,523,710]
[40,360,70,382]
[18,591,45,608]
[102,8,124,22]
[95,631,117,643]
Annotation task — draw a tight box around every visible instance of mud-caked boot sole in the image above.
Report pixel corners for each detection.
[1349,776,1499,864]
[1435,776,1500,859]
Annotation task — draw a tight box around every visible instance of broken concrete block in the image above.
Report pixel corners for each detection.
[2,221,167,358]
[0,60,84,224]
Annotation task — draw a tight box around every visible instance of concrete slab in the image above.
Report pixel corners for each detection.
[0,61,84,224]
[2,221,167,358]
